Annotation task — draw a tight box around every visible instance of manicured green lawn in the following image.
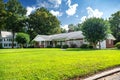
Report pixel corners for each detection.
[0,48,120,80]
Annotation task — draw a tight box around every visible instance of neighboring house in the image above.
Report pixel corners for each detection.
[0,31,19,48]
[33,31,116,49]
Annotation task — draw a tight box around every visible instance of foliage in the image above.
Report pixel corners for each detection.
[70,44,77,48]
[81,18,109,48]
[15,33,30,48]
[68,24,75,32]
[5,0,27,48]
[28,7,61,40]
[0,49,120,80]
[68,24,82,32]
[61,28,67,33]
[62,44,69,49]
[80,44,88,48]
[88,45,93,49]
[46,45,53,48]
[0,0,6,30]
[0,43,3,49]
[115,42,120,49]
[55,45,62,48]
[109,11,120,43]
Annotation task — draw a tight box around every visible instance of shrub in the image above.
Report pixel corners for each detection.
[27,46,34,48]
[70,44,77,48]
[115,42,120,49]
[0,43,3,49]
[55,45,62,48]
[46,45,53,48]
[80,44,88,48]
[62,45,69,49]
[88,45,93,49]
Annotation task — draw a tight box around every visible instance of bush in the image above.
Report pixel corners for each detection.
[27,46,34,48]
[0,43,3,49]
[70,44,77,48]
[55,45,62,48]
[62,45,69,49]
[46,45,53,48]
[115,42,120,49]
[80,44,88,48]
[88,45,93,49]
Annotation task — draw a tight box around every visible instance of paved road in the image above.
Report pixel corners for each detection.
[97,72,120,80]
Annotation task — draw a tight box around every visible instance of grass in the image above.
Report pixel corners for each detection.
[0,48,120,80]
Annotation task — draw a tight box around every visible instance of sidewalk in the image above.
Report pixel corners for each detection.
[84,67,120,80]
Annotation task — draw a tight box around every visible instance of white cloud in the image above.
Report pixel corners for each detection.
[37,0,62,8]
[50,10,63,17]
[26,6,36,16]
[66,0,71,7]
[66,4,78,16]
[80,16,87,23]
[49,0,62,7]
[87,7,103,18]
[80,7,103,23]
[61,25,69,31]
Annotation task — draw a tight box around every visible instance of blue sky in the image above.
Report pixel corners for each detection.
[4,0,120,30]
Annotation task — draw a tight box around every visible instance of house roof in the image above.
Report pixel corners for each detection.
[33,31,84,41]
[106,34,116,40]
[0,31,13,38]
[0,31,17,38]
[33,31,116,42]
[33,35,51,41]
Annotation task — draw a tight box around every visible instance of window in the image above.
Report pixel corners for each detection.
[4,43,8,47]
[9,39,12,41]
[9,43,12,47]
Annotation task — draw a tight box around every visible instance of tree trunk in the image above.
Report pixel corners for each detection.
[92,43,97,49]
[99,41,101,49]
[12,31,15,48]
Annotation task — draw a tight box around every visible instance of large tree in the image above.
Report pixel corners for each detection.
[28,7,61,40]
[81,18,109,48]
[5,0,27,48]
[0,0,6,30]
[109,11,120,43]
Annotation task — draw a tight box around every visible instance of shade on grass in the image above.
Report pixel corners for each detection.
[0,48,120,80]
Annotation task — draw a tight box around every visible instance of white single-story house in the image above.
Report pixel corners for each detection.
[0,31,19,48]
[33,31,116,49]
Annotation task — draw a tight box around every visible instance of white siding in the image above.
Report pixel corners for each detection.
[97,40,106,49]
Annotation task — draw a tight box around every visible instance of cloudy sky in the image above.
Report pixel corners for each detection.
[4,0,120,30]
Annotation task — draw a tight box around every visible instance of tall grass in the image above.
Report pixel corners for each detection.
[0,48,120,80]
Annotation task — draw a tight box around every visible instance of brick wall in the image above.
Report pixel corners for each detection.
[106,39,114,48]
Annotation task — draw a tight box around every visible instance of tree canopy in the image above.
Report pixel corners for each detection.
[0,0,6,30]
[109,11,120,43]
[28,7,61,40]
[15,33,30,48]
[81,18,109,48]
[5,0,27,48]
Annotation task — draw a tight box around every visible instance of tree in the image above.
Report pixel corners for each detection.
[0,0,6,30]
[61,28,67,33]
[68,24,75,32]
[28,7,61,40]
[68,24,82,32]
[5,0,27,48]
[81,18,109,48]
[109,11,120,43]
[15,33,30,48]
